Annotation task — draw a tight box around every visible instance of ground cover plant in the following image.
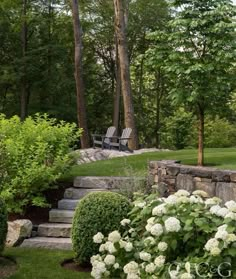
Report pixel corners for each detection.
[66,148,236,178]
[72,192,131,265]
[0,114,81,213]
[91,190,236,278]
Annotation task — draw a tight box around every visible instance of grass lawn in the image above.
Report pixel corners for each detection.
[3,248,91,279]
[66,148,236,178]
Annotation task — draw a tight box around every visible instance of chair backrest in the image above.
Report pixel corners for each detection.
[120,128,132,146]
[104,126,116,143]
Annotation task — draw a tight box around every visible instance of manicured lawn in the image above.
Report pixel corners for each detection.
[4,248,91,279]
[66,148,236,178]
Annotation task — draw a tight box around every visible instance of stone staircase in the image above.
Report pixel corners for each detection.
[21,176,145,250]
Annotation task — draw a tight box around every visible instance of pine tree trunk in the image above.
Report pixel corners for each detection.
[113,0,139,150]
[71,0,90,148]
[113,37,121,135]
[20,0,28,121]
[197,105,204,166]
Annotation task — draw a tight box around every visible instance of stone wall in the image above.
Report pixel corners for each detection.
[149,160,236,202]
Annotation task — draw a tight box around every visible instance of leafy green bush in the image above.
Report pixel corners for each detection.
[0,113,81,213]
[72,191,131,265]
[91,191,236,278]
[0,199,7,255]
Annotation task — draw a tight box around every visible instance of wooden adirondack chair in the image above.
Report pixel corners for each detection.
[108,128,133,152]
[92,126,116,149]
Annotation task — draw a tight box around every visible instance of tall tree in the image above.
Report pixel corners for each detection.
[71,0,90,148]
[113,0,138,150]
[167,0,236,165]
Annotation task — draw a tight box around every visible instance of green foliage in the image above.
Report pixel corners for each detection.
[0,199,7,255]
[72,191,131,265]
[91,191,236,278]
[0,114,81,213]
[162,108,194,149]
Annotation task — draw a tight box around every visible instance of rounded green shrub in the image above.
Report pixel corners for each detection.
[72,191,131,264]
[0,199,7,255]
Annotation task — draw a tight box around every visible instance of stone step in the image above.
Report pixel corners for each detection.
[74,176,146,189]
[58,199,80,210]
[38,223,72,238]
[49,209,74,224]
[64,188,107,200]
[21,237,72,250]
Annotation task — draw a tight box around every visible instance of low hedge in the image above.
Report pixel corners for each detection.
[72,191,131,265]
[0,199,8,254]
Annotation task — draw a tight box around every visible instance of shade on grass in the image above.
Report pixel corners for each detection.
[65,148,236,178]
[4,248,91,279]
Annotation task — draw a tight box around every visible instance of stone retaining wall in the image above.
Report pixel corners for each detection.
[149,160,236,202]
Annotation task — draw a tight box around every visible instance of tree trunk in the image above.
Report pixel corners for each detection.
[113,36,121,135]
[20,0,28,121]
[71,0,90,148]
[113,0,139,150]
[197,105,204,166]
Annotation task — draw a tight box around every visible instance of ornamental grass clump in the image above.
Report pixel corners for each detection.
[0,199,7,255]
[72,191,131,265]
[90,190,236,278]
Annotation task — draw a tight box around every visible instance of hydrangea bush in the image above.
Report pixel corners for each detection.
[90,190,236,278]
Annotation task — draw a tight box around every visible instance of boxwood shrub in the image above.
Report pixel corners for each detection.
[0,199,7,254]
[72,191,131,265]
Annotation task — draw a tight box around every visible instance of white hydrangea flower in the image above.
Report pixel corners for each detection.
[216,207,230,218]
[192,190,209,198]
[176,196,190,204]
[134,201,146,208]
[93,232,104,244]
[189,195,203,204]
[127,274,141,279]
[99,244,106,252]
[225,211,236,220]
[108,230,121,243]
[215,230,228,241]
[205,238,219,251]
[119,239,127,248]
[165,217,181,232]
[104,255,116,266]
[210,205,221,215]
[125,242,133,252]
[145,263,156,274]
[114,263,119,269]
[139,251,151,262]
[144,237,156,246]
[147,217,156,224]
[104,241,117,254]
[91,254,102,264]
[123,261,139,274]
[91,260,107,279]
[121,218,131,226]
[169,270,179,279]
[180,273,193,279]
[225,200,236,212]
[154,255,165,268]
[217,224,228,231]
[210,247,221,256]
[165,195,178,204]
[152,204,167,216]
[175,190,190,197]
[157,241,168,252]
[226,234,236,244]
[145,223,153,232]
[150,223,163,237]
[205,197,221,206]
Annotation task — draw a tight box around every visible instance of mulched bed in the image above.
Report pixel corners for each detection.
[0,256,17,278]
[61,258,91,273]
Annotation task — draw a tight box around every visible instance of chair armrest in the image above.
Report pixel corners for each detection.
[119,137,132,140]
[92,134,104,137]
